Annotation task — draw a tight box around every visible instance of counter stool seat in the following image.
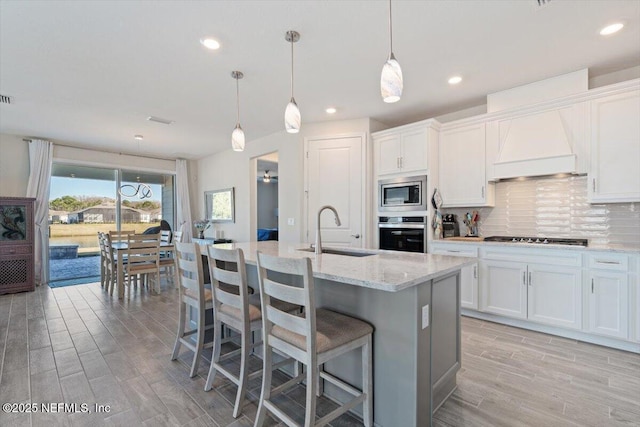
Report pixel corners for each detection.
[204,246,299,419]
[255,251,373,427]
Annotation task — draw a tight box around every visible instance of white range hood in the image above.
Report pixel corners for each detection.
[493,108,577,179]
[489,69,587,180]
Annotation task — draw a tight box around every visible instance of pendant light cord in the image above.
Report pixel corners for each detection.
[388,0,393,54]
[290,38,295,98]
[236,76,240,125]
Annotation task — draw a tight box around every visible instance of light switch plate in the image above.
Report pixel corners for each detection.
[422,305,429,329]
[287,218,295,226]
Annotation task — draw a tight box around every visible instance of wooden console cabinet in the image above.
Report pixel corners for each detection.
[0,197,35,294]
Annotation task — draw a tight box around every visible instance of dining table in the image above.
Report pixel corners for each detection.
[111,241,175,299]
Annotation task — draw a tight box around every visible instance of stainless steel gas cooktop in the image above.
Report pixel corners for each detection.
[483,236,588,247]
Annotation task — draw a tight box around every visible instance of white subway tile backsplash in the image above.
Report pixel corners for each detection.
[442,175,640,246]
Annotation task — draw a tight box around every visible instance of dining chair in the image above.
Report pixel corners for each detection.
[108,230,134,243]
[98,232,108,289]
[123,233,161,296]
[102,234,120,296]
[254,251,374,427]
[171,242,215,377]
[173,230,183,243]
[203,246,299,418]
[159,230,176,285]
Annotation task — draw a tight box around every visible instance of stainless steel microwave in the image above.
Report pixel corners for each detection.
[378,175,427,212]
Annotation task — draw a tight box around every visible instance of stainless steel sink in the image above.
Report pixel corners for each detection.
[297,247,375,257]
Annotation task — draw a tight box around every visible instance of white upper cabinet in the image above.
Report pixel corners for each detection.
[439,123,494,207]
[373,123,434,176]
[588,89,640,203]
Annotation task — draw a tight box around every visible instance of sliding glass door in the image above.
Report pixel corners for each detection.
[48,164,174,287]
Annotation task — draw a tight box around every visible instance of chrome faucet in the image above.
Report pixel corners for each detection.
[315,205,341,255]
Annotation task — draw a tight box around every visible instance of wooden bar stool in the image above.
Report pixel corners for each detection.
[171,242,215,377]
[204,246,299,418]
[254,252,374,427]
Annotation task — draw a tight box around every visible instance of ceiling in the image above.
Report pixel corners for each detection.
[1,1,639,160]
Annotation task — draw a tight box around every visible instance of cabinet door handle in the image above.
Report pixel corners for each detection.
[522,271,526,285]
[592,178,596,192]
[481,186,485,198]
[595,260,620,265]
[400,157,403,169]
[591,278,594,293]
[397,157,400,169]
[528,271,532,286]
[473,265,477,279]
[446,250,461,253]
[350,234,361,239]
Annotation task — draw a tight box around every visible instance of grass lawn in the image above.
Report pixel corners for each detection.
[49,222,160,237]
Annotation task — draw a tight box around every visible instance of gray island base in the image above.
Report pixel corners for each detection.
[211,241,473,427]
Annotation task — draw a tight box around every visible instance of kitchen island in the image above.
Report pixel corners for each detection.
[211,241,474,427]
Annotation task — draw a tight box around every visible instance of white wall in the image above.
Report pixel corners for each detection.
[196,118,377,243]
[0,133,30,197]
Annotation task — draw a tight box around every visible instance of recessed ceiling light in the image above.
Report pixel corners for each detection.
[134,135,144,140]
[600,23,624,36]
[325,107,337,114]
[448,76,463,85]
[200,38,220,50]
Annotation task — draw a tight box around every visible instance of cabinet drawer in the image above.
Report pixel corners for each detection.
[430,243,478,258]
[0,245,32,255]
[588,253,628,271]
[481,247,582,267]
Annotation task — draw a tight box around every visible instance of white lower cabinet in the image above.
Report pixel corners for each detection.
[588,270,628,339]
[430,243,478,309]
[527,264,582,330]
[480,260,528,319]
[480,251,582,329]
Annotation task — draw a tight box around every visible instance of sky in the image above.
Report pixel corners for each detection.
[49,177,161,202]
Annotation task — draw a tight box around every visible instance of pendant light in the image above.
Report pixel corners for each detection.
[284,30,301,133]
[381,0,403,103]
[231,71,245,152]
[263,170,271,183]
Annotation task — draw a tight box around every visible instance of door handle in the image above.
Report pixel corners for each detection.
[591,278,594,293]
[528,271,532,286]
[522,271,526,285]
[351,234,360,239]
[473,265,477,279]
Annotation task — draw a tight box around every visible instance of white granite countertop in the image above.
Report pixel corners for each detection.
[211,241,474,292]
[432,238,640,254]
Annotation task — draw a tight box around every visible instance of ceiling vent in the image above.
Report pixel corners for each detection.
[147,116,174,125]
[0,95,13,105]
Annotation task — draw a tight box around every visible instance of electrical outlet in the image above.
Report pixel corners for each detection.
[287,218,295,226]
[421,305,429,329]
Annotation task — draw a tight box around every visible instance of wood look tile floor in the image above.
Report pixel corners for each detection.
[0,282,638,427]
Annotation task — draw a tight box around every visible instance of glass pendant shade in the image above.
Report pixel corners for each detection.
[231,124,245,152]
[284,98,301,134]
[381,53,403,103]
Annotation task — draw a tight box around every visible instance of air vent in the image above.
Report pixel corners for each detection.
[147,116,174,125]
[0,95,13,105]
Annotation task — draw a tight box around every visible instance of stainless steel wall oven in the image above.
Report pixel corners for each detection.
[378,216,427,253]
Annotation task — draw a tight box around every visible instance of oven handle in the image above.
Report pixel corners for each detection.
[378,224,425,229]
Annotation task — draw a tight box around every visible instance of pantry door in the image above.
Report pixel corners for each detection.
[305,135,365,248]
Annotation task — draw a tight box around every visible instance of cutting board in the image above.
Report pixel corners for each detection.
[444,236,485,242]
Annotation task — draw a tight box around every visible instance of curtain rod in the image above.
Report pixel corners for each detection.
[22,138,182,162]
